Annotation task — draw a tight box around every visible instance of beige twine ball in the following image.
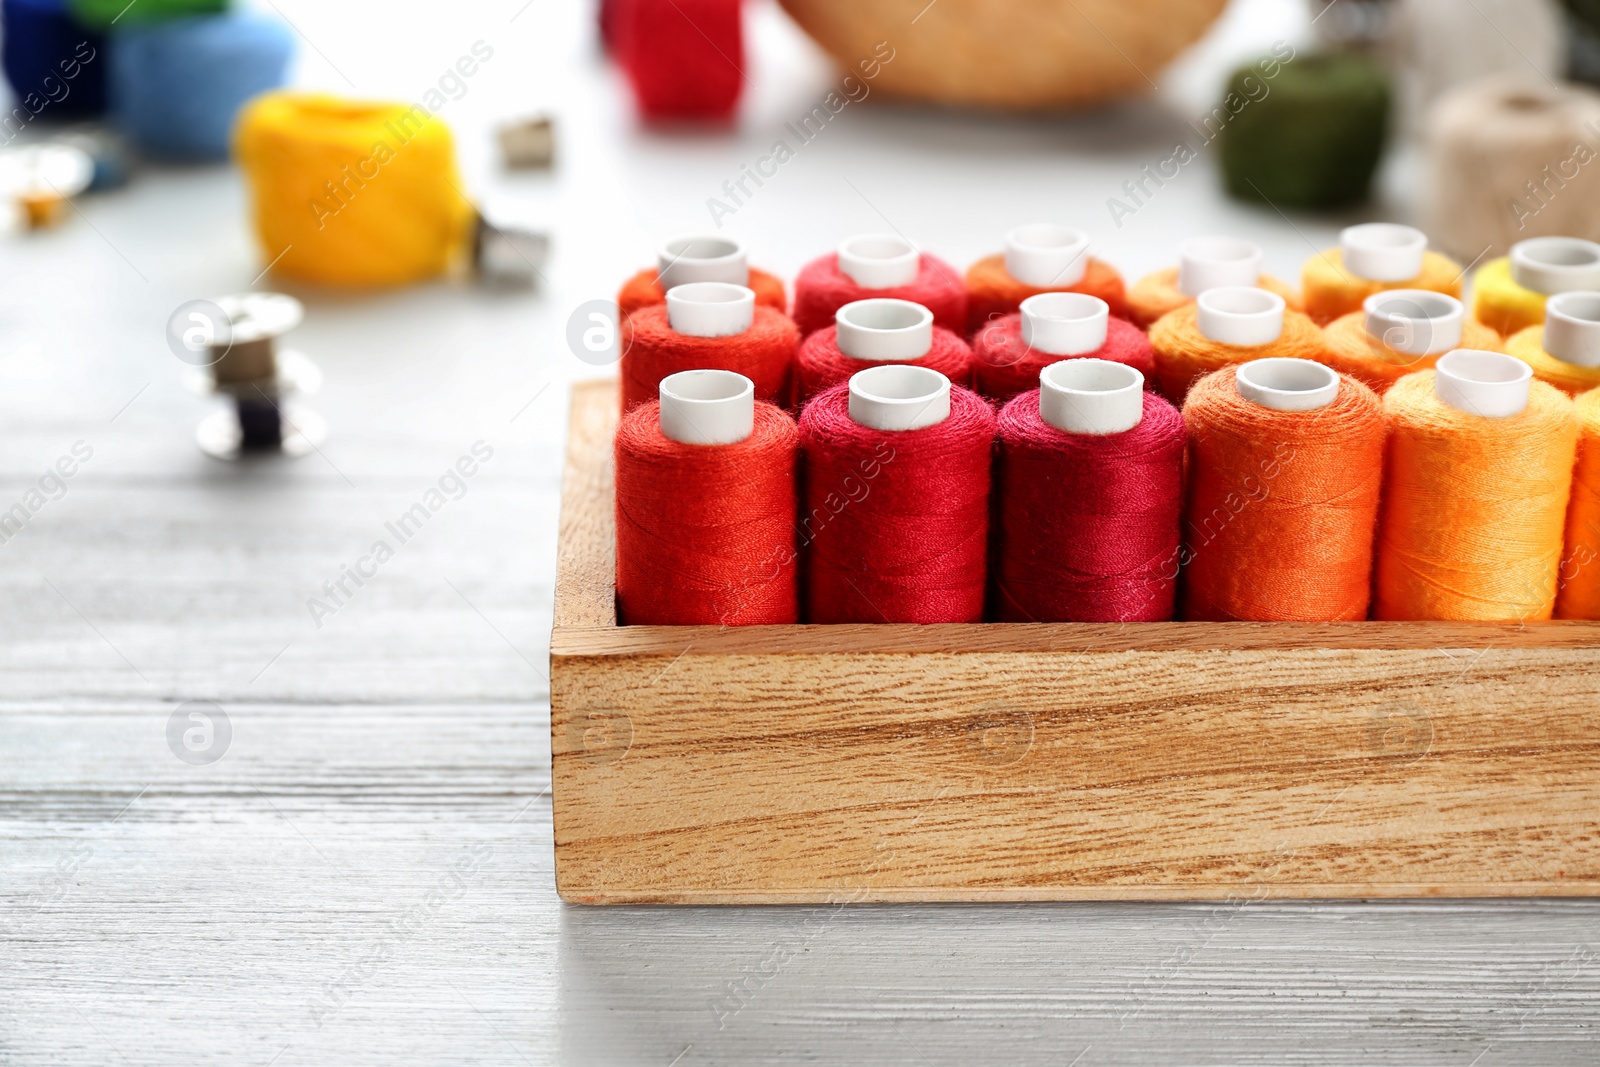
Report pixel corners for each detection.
[777,0,1228,110]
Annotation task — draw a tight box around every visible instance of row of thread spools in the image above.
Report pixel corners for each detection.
[613,223,1600,626]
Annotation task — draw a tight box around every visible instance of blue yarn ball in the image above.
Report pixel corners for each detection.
[110,12,294,161]
[1,0,107,120]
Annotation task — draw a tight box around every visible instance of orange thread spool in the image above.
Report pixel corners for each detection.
[619,302,798,411]
[1557,388,1600,619]
[1505,325,1600,397]
[1126,266,1300,330]
[964,254,1128,333]
[1321,311,1501,395]
[1300,246,1463,326]
[1147,303,1326,404]
[1181,363,1386,622]
[617,265,787,318]
[1375,365,1578,621]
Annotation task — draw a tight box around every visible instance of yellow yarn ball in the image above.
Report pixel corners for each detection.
[1471,256,1548,339]
[1505,324,1600,397]
[1300,247,1463,326]
[233,92,475,287]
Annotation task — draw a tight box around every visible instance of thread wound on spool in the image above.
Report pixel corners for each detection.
[794,323,971,407]
[1300,247,1463,326]
[2,0,105,118]
[234,93,475,287]
[994,389,1185,622]
[617,265,787,318]
[615,400,799,625]
[613,0,743,119]
[1219,52,1391,209]
[621,303,797,411]
[1472,256,1550,338]
[970,313,1153,406]
[964,253,1129,334]
[792,252,967,337]
[1126,267,1301,330]
[1375,371,1577,621]
[112,13,295,161]
[1424,76,1600,262]
[67,0,222,26]
[1557,388,1600,619]
[799,382,994,624]
[1147,302,1327,404]
[1321,311,1501,395]
[1181,367,1386,622]
[1505,325,1600,397]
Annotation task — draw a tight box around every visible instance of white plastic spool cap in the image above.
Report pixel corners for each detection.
[656,234,748,291]
[835,299,934,361]
[1020,292,1109,356]
[837,233,919,289]
[1510,237,1600,295]
[0,143,93,200]
[1543,292,1600,368]
[1340,223,1427,283]
[1039,358,1144,435]
[1177,236,1263,297]
[1235,358,1339,412]
[1196,287,1287,347]
[848,364,951,431]
[666,282,755,338]
[1363,289,1464,356]
[1434,349,1531,419]
[658,369,755,445]
[1005,224,1089,287]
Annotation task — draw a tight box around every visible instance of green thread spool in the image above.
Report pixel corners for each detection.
[1219,52,1391,210]
[68,0,227,28]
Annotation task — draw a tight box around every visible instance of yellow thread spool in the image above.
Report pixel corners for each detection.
[1472,257,1548,337]
[234,92,475,287]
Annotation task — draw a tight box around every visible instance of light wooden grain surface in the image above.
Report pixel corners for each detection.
[6,0,1600,1063]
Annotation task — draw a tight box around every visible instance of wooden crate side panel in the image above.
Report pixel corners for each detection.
[551,647,1600,902]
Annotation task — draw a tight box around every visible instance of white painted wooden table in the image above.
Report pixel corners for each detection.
[3,1,1596,1063]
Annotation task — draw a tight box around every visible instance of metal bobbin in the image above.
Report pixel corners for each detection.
[181,292,327,460]
[473,197,550,288]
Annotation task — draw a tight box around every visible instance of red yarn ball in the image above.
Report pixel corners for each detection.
[615,400,799,625]
[620,304,798,411]
[994,389,1186,622]
[791,253,968,337]
[799,382,994,623]
[613,0,743,120]
[793,324,974,407]
[970,313,1155,405]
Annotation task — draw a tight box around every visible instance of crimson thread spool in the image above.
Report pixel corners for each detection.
[620,282,798,411]
[1320,290,1500,395]
[965,224,1130,333]
[1182,359,1386,622]
[613,0,743,120]
[800,365,994,623]
[1126,236,1302,329]
[617,233,787,318]
[794,299,972,407]
[615,369,799,625]
[994,359,1185,622]
[792,234,968,336]
[1376,350,1578,622]
[971,292,1153,405]
[1148,286,1327,404]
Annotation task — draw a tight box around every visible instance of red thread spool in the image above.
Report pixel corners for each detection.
[618,233,786,318]
[614,0,743,120]
[800,366,994,623]
[620,283,798,411]
[971,293,1154,405]
[995,360,1186,622]
[794,299,973,407]
[615,370,799,625]
[1182,359,1386,622]
[965,225,1129,334]
[792,235,967,336]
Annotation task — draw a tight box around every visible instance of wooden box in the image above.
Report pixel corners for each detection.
[551,379,1600,904]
